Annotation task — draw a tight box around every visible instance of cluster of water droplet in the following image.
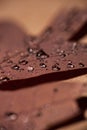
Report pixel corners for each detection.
[0,33,87,84]
[57,49,67,58]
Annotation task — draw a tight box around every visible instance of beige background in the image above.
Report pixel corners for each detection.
[0,0,87,35]
[0,0,87,83]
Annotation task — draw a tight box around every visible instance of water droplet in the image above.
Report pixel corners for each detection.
[11,65,20,70]
[79,62,85,67]
[36,49,49,59]
[0,76,10,82]
[5,112,18,121]
[39,63,47,68]
[20,52,29,58]
[57,50,66,58]
[67,61,75,68]
[27,47,38,54]
[52,64,60,71]
[0,126,7,130]
[7,60,13,64]
[19,59,28,65]
[27,48,33,53]
[27,66,34,72]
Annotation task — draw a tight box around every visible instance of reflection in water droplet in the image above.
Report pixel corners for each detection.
[36,49,49,59]
[11,65,20,70]
[27,48,33,53]
[52,64,60,71]
[0,126,7,130]
[19,59,28,65]
[5,112,18,121]
[67,61,75,68]
[39,63,47,68]
[79,62,85,67]
[27,66,34,72]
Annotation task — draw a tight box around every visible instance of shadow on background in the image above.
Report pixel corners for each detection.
[46,97,87,130]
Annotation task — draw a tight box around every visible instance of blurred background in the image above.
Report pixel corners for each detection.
[0,0,87,130]
[0,0,87,35]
